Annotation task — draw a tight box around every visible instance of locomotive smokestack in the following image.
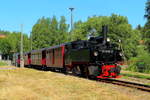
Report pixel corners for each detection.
[102,25,108,44]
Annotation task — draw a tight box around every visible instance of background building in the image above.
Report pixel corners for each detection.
[0,34,6,39]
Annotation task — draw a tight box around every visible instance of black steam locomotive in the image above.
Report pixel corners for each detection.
[13,26,123,79]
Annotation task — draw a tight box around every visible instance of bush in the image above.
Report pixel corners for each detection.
[126,53,150,73]
[126,57,138,72]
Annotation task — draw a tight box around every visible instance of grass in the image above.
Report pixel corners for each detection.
[0,67,150,100]
[0,61,7,66]
[121,70,150,80]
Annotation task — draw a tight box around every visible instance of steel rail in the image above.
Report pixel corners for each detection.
[98,79,150,92]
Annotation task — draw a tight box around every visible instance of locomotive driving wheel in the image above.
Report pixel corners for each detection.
[72,66,82,76]
[72,66,90,78]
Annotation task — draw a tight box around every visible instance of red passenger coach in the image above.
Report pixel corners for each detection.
[28,45,65,69]
[30,48,47,67]
[24,53,31,66]
[46,45,65,68]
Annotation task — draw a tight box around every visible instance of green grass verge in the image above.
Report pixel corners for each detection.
[121,71,150,80]
[0,61,7,66]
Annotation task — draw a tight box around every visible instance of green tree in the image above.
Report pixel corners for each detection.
[144,0,150,29]
[144,0,150,52]
[31,16,69,49]
[0,32,30,59]
[0,30,10,35]
[58,16,69,43]
[32,17,52,49]
[49,16,59,45]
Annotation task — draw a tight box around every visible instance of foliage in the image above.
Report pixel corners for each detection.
[126,45,150,73]
[31,16,69,50]
[0,32,30,58]
[144,0,150,52]
[0,30,10,35]
[144,0,150,29]
[143,29,150,52]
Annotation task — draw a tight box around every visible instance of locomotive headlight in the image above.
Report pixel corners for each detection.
[119,52,123,56]
[107,38,110,42]
[94,51,98,56]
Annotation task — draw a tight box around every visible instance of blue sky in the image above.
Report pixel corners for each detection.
[0,0,147,35]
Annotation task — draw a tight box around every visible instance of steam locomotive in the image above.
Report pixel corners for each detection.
[13,26,123,79]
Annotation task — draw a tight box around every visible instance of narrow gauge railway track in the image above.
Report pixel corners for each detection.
[98,79,150,92]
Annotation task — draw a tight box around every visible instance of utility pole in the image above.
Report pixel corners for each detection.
[69,7,74,31]
[20,24,24,68]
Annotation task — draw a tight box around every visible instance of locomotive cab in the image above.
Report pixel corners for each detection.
[65,40,90,67]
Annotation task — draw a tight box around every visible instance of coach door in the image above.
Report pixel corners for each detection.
[42,50,46,65]
[28,53,31,65]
